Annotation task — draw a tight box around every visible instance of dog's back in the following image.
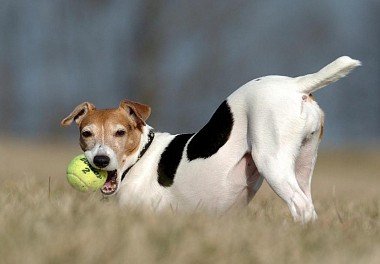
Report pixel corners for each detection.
[169,56,360,219]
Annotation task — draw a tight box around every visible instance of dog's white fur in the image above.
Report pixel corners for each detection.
[68,56,361,223]
[110,56,360,222]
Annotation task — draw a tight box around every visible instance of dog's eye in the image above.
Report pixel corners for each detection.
[115,130,126,137]
[81,131,93,138]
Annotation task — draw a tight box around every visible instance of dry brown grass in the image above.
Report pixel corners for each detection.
[0,138,379,264]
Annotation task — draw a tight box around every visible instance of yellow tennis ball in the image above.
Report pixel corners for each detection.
[66,154,107,192]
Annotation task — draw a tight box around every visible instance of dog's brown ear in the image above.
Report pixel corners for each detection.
[119,99,151,126]
[61,102,95,127]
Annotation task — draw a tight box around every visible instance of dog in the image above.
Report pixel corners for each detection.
[62,56,360,223]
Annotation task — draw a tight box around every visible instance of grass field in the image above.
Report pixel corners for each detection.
[0,138,379,264]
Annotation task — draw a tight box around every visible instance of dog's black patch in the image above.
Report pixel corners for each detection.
[157,133,194,187]
[187,100,234,161]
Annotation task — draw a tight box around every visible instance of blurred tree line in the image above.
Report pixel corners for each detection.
[0,0,379,145]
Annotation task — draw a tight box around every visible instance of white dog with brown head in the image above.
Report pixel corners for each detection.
[62,56,360,223]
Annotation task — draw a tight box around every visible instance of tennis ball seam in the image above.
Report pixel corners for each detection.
[67,173,87,186]
[67,173,89,191]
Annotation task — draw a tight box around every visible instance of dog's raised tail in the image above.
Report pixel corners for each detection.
[296,56,361,94]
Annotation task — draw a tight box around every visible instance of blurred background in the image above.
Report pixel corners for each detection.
[0,0,379,147]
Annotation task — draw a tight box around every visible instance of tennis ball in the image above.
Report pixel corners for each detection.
[66,154,107,192]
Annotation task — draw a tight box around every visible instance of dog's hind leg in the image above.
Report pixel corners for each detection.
[249,115,317,223]
[253,149,316,223]
[294,132,321,220]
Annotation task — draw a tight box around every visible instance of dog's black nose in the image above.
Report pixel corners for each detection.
[93,155,110,168]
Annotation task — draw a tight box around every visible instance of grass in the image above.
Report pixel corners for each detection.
[0,138,379,264]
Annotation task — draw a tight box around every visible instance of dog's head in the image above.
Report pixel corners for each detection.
[61,99,151,195]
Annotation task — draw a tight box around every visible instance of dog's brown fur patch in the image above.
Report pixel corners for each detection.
[62,100,151,169]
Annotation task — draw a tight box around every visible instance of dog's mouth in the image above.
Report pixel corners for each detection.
[101,170,118,195]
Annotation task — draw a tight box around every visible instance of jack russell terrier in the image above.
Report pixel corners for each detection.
[62,56,360,223]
